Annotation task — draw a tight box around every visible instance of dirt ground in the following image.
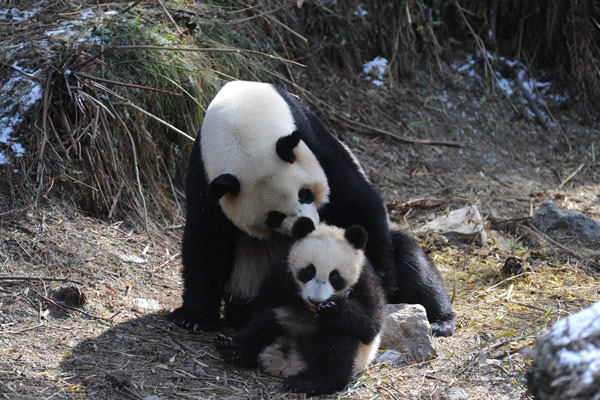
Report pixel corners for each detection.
[1,10,600,399]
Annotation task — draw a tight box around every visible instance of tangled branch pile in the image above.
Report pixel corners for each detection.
[2,0,598,231]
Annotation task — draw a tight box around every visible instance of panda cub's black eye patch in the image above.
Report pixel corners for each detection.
[266,211,286,228]
[297,264,316,283]
[298,188,315,204]
[329,270,346,291]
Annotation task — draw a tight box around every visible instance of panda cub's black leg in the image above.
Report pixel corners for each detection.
[283,334,356,395]
[216,308,284,368]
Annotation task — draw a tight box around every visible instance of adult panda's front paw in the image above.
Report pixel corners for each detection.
[167,306,219,332]
[430,314,457,337]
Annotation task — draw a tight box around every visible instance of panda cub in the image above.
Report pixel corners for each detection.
[216,222,384,395]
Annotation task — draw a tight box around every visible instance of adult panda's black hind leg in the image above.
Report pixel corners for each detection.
[387,229,456,337]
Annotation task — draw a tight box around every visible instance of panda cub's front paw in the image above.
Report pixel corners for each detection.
[215,333,245,364]
[316,296,339,315]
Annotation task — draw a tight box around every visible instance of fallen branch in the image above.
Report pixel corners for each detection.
[335,115,464,148]
[0,276,83,285]
[32,289,113,322]
[73,71,182,96]
[526,222,600,271]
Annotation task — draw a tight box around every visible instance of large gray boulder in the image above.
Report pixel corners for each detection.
[378,303,437,364]
[532,201,600,248]
[528,301,600,399]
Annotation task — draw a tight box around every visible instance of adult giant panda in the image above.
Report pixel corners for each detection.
[168,81,456,336]
[216,223,384,395]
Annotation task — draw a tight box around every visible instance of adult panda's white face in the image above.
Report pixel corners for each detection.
[200,81,330,239]
[288,224,368,309]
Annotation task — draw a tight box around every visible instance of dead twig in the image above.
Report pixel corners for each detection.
[336,115,464,148]
[526,222,600,271]
[0,276,84,284]
[72,72,182,96]
[32,289,112,322]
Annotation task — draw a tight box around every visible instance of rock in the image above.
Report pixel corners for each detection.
[531,201,600,248]
[528,301,600,400]
[52,285,86,307]
[133,298,161,311]
[420,205,487,245]
[379,304,437,363]
[444,387,469,400]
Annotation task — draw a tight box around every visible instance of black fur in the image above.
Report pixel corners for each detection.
[275,130,301,163]
[169,83,456,336]
[208,173,240,201]
[216,254,385,395]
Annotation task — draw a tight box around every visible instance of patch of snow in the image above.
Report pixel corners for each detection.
[361,56,388,86]
[548,301,600,384]
[45,29,67,36]
[79,10,96,19]
[496,77,513,98]
[557,344,600,384]
[0,7,37,21]
[353,4,368,16]
[0,70,43,165]
[550,301,600,346]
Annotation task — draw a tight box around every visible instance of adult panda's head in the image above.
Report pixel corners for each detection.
[288,223,368,310]
[200,81,330,239]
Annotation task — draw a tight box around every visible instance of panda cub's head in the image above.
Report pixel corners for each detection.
[288,223,368,309]
[200,81,330,239]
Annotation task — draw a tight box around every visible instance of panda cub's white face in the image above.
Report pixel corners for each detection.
[200,81,330,239]
[288,225,366,309]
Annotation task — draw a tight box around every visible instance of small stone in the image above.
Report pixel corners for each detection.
[379,304,437,364]
[133,298,161,311]
[52,285,86,307]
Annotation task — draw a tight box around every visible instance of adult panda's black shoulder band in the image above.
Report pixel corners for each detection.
[276,130,302,163]
[208,173,240,201]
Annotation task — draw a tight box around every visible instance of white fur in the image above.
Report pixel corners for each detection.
[303,280,334,304]
[288,225,364,306]
[353,334,381,374]
[227,232,292,298]
[200,81,330,239]
[259,337,307,377]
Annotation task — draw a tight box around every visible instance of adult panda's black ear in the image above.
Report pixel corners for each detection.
[345,225,368,250]
[292,217,315,239]
[208,174,240,201]
[276,130,301,163]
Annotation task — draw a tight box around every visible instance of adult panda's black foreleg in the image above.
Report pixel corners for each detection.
[168,138,237,331]
[387,229,456,337]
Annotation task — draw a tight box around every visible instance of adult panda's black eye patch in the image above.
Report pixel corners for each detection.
[266,211,286,228]
[297,264,316,283]
[298,188,315,204]
[329,270,346,291]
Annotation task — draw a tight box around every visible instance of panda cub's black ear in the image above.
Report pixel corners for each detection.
[208,173,240,201]
[345,225,368,249]
[276,130,301,163]
[292,217,315,239]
